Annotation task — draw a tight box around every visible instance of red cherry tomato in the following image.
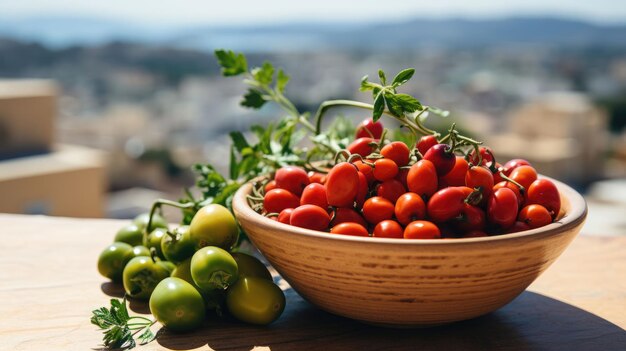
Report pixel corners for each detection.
[416,135,438,155]
[373,158,399,181]
[465,165,494,203]
[469,146,494,167]
[264,189,300,214]
[423,144,455,176]
[290,205,330,231]
[373,220,404,239]
[380,142,410,167]
[427,187,467,223]
[353,160,375,185]
[377,179,406,203]
[308,171,326,184]
[331,208,368,228]
[509,165,537,190]
[492,162,505,184]
[440,156,468,187]
[526,179,561,218]
[264,180,277,192]
[330,222,369,237]
[394,192,426,225]
[355,119,383,139]
[463,230,487,238]
[274,166,310,196]
[454,203,486,232]
[347,137,376,157]
[503,221,531,234]
[362,196,395,225]
[325,162,359,207]
[277,208,294,224]
[355,172,368,208]
[503,159,532,176]
[487,188,519,229]
[518,204,552,229]
[300,183,328,209]
[404,220,441,239]
[493,181,524,206]
[407,160,438,198]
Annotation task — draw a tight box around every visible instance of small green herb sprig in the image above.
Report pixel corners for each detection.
[91,298,156,350]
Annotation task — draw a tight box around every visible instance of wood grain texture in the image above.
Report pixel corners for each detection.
[0,213,624,351]
[232,177,588,326]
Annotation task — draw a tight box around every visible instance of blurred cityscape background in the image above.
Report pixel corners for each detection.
[0,1,625,234]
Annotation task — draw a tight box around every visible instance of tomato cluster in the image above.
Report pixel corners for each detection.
[261,119,561,239]
[97,205,285,332]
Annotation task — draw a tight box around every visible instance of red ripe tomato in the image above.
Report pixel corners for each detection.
[380,142,410,167]
[300,183,328,209]
[493,181,524,206]
[509,165,537,190]
[355,172,368,208]
[373,220,404,239]
[355,119,383,139]
[518,204,552,229]
[427,187,467,223]
[469,146,494,167]
[377,179,406,203]
[404,220,441,239]
[277,208,294,224]
[526,179,561,218]
[487,187,519,229]
[454,203,486,232]
[347,137,376,157]
[373,158,399,181]
[396,167,409,189]
[492,162,505,184]
[290,205,330,231]
[264,180,277,192]
[331,208,368,228]
[325,162,359,207]
[308,171,326,184]
[440,156,468,187]
[417,135,438,155]
[362,196,395,225]
[503,221,531,234]
[394,192,426,225]
[264,189,300,214]
[407,160,438,198]
[503,159,532,176]
[465,165,494,203]
[423,144,456,176]
[274,166,310,196]
[353,160,375,185]
[330,222,369,237]
[464,230,487,238]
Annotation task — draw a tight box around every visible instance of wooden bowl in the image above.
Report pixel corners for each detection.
[232,176,587,326]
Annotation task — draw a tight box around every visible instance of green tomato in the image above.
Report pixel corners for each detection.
[231,252,272,281]
[190,246,238,291]
[131,245,150,258]
[133,212,168,232]
[114,224,144,246]
[122,256,170,300]
[172,258,225,314]
[146,228,167,259]
[190,204,238,250]
[226,276,285,325]
[161,225,195,264]
[157,260,176,274]
[97,242,133,283]
[149,277,205,332]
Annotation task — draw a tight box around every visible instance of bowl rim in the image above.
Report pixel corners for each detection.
[232,174,587,246]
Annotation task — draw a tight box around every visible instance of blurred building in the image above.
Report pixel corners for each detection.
[0,79,107,217]
[487,92,609,185]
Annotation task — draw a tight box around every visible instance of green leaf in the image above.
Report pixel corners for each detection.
[384,93,404,117]
[252,61,274,85]
[138,327,156,345]
[276,69,290,93]
[229,145,238,179]
[373,92,385,122]
[392,68,415,86]
[378,69,387,85]
[360,75,381,92]
[241,89,266,109]
[229,131,249,152]
[394,93,423,112]
[214,49,247,76]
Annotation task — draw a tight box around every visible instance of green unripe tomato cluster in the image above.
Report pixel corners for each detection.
[97,206,286,333]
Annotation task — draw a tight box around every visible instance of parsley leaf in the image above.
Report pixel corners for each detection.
[215,49,247,76]
[241,89,267,109]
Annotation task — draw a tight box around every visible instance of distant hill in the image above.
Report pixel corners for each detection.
[0,16,625,51]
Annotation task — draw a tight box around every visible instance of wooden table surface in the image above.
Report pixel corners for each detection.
[0,213,624,351]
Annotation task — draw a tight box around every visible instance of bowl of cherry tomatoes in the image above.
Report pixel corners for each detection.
[232,121,587,327]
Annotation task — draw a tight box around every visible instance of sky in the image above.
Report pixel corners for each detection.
[1,0,626,25]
